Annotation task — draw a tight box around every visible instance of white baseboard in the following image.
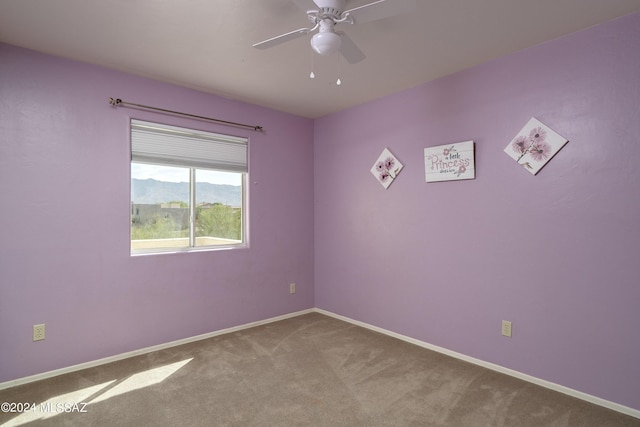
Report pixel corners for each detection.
[313,308,640,419]
[0,309,314,391]
[2,307,638,419]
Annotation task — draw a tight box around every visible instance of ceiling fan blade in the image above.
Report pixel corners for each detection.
[344,0,416,24]
[337,31,366,64]
[253,27,313,50]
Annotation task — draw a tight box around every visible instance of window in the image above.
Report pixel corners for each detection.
[130,119,247,254]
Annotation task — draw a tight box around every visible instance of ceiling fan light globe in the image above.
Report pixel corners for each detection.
[310,32,341,56]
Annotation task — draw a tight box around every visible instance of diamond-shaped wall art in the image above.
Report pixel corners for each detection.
[504,117,568,175]
[371,148,403,189]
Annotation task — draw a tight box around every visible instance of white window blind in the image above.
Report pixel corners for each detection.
[131,119,248,173]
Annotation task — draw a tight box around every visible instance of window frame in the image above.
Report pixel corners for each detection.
[130,119,249,256]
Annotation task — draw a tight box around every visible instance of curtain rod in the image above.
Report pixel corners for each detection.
[108,98,264,132]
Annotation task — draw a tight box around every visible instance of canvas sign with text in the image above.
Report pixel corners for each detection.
[424,141,475,182]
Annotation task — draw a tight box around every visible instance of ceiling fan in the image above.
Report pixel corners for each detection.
[252,0,416,64]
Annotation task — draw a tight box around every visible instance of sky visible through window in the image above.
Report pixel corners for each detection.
[132,163,241,186]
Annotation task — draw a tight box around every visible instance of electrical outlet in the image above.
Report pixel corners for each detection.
[33,324,45,341]
[289,283,296,294]
[501,320,512,338]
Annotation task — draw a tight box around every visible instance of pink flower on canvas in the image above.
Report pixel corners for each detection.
[375,161,386,172]
[443,146,456,157]
[379,171,391,182]
[456,165,467,177]
[384,157,395,170]
[511,135,529,154]
[528,141,552,162]
[529,126,547,143]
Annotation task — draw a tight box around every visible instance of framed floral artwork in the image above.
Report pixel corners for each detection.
[371,148,403,189]
[504,117,568,175]
[424,141,475,182]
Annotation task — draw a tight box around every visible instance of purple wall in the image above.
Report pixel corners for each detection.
[0,44,315,382]
[1,11,639,413]
[314,12,640,410]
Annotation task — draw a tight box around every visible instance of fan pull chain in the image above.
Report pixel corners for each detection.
[309,49,316,79]
[336,51,342,86]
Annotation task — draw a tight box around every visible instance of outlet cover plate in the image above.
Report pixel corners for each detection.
[33,324,45,341]
[501,320,512,337]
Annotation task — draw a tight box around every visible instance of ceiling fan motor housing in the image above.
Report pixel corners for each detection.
[313,0,346,13]
[307,0,349,25]
[320,7,341,19]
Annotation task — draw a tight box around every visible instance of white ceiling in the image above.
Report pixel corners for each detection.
[1,0,640,118]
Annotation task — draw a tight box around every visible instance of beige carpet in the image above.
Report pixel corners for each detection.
[1,312,638,426]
